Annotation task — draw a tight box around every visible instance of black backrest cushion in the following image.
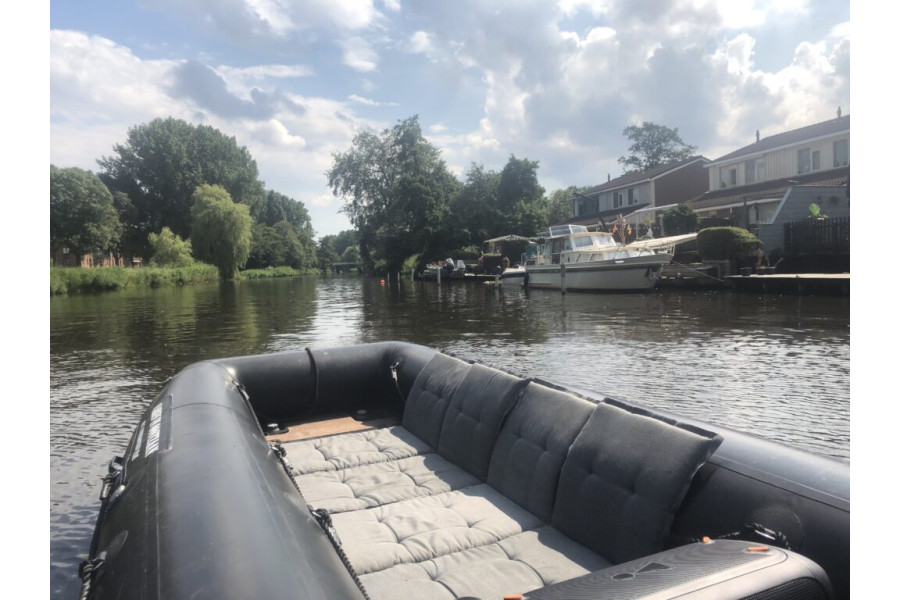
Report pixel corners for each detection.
[487,383,595,522]
[552,399,723,564]
[437,364,529,479]
[401,353,472,448]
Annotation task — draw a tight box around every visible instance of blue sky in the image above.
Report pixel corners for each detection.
[49,0,851,238]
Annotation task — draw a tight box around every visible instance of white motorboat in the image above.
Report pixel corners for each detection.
[523,224,673,291]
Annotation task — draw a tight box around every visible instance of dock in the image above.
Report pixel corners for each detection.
[727,273,850,296]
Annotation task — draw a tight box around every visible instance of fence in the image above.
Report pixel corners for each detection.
[784,217,850,256]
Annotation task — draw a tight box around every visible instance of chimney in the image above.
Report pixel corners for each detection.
[607,174,610,182]
[837,106,842,118]
[756,129,760,143]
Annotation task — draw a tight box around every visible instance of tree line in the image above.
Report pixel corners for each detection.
[50,117,319,279]
[51,114,697,278]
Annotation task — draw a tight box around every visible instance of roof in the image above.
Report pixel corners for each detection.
[576,156,709,196]
[563,203,650,226]
[688,167,849,211]
[708,115,850,166]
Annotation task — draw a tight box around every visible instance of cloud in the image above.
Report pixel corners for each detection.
[408,31,433,54]
[341,36,379,72]
[348,94,398,106]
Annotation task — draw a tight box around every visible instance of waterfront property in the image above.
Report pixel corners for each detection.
[563,156,710,237]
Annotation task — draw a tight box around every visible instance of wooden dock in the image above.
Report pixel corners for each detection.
[727,273,850,296]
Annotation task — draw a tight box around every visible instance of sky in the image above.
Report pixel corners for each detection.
[47,0,851,239]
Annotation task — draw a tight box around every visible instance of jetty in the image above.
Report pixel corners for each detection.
[727,273,849,296]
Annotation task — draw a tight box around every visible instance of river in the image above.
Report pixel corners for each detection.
[49,274,850,598]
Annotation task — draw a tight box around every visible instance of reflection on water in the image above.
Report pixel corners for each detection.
[50,275,849,598]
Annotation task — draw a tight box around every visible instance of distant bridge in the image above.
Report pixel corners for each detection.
[331,261,361,273]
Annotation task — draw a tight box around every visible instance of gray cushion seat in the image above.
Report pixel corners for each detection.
[282,353,723,600]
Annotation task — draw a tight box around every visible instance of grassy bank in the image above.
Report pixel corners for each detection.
[50,264,324,295]
[51,264,220,295]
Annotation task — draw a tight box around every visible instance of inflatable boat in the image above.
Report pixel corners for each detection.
[81,342,849,599]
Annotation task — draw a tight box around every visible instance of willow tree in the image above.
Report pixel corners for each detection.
[327,115,460,273]
[190,184,252,279]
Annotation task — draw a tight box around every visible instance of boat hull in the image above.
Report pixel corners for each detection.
[525,254,671,291]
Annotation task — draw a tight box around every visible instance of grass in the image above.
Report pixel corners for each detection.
[51,264,220,295]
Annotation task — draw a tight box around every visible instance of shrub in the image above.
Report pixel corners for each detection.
[696,227,762,260]
[662,204,699,235]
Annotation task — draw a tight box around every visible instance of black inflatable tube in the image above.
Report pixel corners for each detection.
[87,360,367,600]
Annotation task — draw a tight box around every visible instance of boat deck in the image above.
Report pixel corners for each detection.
[266,412,401,443]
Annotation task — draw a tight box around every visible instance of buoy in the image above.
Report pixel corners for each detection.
[380,279,385,286]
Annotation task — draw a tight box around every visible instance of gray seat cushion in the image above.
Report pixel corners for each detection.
[437,364,529,479]
[401,354,473,448]
[295,453,480,514]
[552,400,723,564]
[331,483,545,575]
[282,426,433,475]
[486,383,595,522]
[358,526,611,600]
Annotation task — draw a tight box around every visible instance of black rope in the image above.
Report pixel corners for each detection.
[389,359,405,406]
[78,553,106,600]
[310,508,372,600]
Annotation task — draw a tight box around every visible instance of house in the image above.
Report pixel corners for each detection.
[51,247,140,268]
[563,156,710,236]
[691,113,850,256]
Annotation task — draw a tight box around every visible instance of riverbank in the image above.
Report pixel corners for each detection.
[50,265,311,295]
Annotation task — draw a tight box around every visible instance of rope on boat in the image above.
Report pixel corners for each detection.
[389,359,406,407]
[311,508,373,600]
[77,553,105,600]
[270,441,373,600]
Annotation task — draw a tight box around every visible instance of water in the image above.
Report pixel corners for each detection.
[49,275,850,598]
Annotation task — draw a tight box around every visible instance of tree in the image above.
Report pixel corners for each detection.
[97,118,265,257]
[497,155,547,236]
[190,184,252,279]
[50,165,122,260]
[547,186,587,226]
[327,115,461,273]
[618,122,697,173]
[317,236,338,273]
[662,203,699,236]
[148,227,194,267]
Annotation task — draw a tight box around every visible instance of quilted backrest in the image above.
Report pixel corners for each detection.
[401,353,473,448]
[437,364,529,479]
[486,383,595,522]
[552,399,723,564]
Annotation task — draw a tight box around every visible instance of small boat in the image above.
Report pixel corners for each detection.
[524,224,673,291]
[80,342,849,600]
[497,264,527,286]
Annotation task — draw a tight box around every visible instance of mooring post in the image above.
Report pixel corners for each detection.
[437,267,441,285]
[560,262,567,294]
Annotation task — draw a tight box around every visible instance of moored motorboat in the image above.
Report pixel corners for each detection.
[524,224,672,291]
[80,342,849,600]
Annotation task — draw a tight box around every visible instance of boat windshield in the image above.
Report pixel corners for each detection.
[572,235,618,249]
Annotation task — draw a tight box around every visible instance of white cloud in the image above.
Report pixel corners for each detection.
[244,0,294,37]
[348,94,397,106]
[341,36,379,72]
[408,31,434,54]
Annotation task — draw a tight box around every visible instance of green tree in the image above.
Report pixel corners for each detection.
[148,227,194,267]
[327,115,461,273]
[618,122,697,173]
[498,155,547,236]
[317,235,338,273]
[98,118,265,257]
[454,163,502,242]
[662,203,700,236]
[547,186,586,225]
[50,165,122,260]
[190,184,252,279]
[332,229,360,258]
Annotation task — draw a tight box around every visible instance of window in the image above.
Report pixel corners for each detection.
[798,148,811,174]
[627,188,636,205]
[834,139,849,167]
[756,160,766,182]
[613,192,624,208]
[745,159,756,184]
[812,150,820,171]
[729,168,737,186]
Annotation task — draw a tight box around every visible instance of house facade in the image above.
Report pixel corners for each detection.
[691,114,850,253]
[564,156,710,235]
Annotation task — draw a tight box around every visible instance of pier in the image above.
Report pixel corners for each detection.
[727,273,850,296]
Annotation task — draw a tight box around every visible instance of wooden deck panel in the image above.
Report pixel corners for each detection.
[265,413,401,443]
